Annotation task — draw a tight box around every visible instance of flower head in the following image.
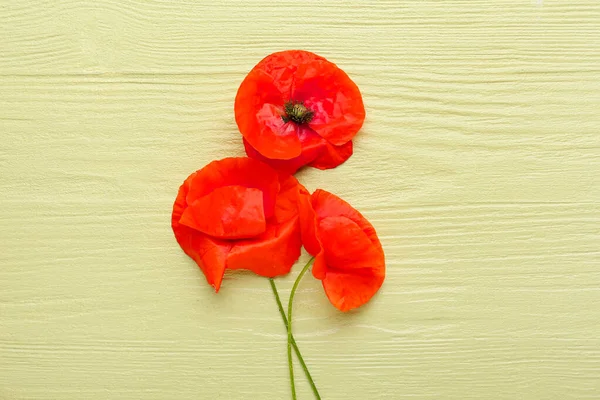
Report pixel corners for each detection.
[171,157,304,291]
[235,50,365,174]
[299,189,385,311]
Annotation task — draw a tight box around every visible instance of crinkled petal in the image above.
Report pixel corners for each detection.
[309,139,353,170]
[312,250,327,280]
[187,157,280,219]
[243,126,321,173]
[235,67,285,109]
[293,60,365,146]
[225,171,304,277]
[298,185,321,256]
[321,271,384,312]
[243,139,307,174]
[244,104,303,160]
[235,68,302,160]
[318,216,385,272]
[244,125,353,173]
[180,185,266,239]
[172,176,231,292]
[307,189,385,311]
[311,189,382,250]
[272,174,303,224]
[253,50,326,97]
[227,217,302,277]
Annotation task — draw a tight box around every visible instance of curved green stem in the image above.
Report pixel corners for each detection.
[269,278,321,400]
[287,257,316,400]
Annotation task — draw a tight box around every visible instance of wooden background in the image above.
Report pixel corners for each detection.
[1,1,599,399]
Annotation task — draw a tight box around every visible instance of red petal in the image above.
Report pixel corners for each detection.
[226,217,302,277]
[235,69,302,160]
[312,250,327,280]
[180,185,266,239]
[235,67,285,108]
[307,190,385,311]
[309,139,353,170]
[187,157,279,219]
[244,124,353,173]
[318,216,384,311]
[318,216,384,272]
[253,50,325,97]
[172,176,231,291]
[322,272,384,312]
[293,61,365,146]
[311,189,382,250]
[243,127,324,173]
[298,186,321,256]
[224,174,304,276]
[243,138,303,174]
[272,174,302,224]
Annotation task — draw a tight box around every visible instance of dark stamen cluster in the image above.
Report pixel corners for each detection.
[282,101,314,124]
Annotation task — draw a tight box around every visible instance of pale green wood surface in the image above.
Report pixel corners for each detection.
[1,1,599,399]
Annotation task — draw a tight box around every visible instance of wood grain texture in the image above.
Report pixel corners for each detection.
[1,0,599,399]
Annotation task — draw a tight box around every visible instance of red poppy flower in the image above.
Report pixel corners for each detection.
[171,157,304,291]
[235,50,365,174]
[299,189,385,311]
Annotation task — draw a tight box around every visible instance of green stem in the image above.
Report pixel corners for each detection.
[269,278,321,400]
[287,257,316,400]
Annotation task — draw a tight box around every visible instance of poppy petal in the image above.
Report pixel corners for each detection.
[298,186,321,256]
[179,185,266,239]
[227,217,302,277]
[172,177,232,292]
[249,104,303,160]
[311,189,382,250]
[253,50,325,97]
[312,250,327,280]
[321,271,384,312]
[309,139,353,170]
[293,61,365,146]
[243,138,308,175]
[187,157,280,219]
[318,216,385,272]
[305,189,385,311]
[235,69,302,160]
[243,127,325,174]
[235,67,285,109]
[272,174,303,224]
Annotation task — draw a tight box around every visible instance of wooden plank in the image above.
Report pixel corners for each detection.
[1,0,599,399]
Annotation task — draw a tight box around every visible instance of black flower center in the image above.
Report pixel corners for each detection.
[282,101,314,124]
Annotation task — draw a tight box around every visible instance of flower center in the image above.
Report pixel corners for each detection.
[282,101,314,124]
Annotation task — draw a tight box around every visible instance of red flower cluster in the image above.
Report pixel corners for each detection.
[172,50,384,311]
